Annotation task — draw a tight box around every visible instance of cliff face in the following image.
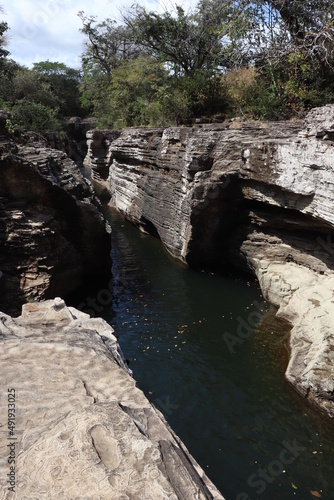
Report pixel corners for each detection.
[0,298,224,499]
[0,135,111,315]
[85,105,334,417]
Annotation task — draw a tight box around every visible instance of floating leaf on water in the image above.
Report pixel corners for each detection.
[310,491,322,498]
[291,483,297,490]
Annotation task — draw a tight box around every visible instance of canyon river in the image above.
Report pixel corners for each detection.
[75,205,334,500]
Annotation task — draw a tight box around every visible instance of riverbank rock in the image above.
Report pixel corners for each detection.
[0,298,224,499]
[0,136,111,315]
[255,261,334,417]
[84,105,334,417]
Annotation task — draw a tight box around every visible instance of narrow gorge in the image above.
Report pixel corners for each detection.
[1,105,334,499]
[85,105,334,418]
[0,120,225,499]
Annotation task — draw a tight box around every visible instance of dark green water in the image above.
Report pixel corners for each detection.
[81,206,334,500]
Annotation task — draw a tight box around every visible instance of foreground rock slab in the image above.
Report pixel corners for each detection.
[0,299,224,499]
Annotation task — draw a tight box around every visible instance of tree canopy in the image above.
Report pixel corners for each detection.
[78,0,334,125]
[1,0,334,133]
[32,61,82,116]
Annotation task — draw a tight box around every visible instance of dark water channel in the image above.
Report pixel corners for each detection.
[79,205,334,500]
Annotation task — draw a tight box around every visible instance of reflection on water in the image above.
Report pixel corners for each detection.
[97,205,334,500]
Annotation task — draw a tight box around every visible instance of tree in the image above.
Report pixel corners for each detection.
[11,101,61,132]
[268,0,334,77]
[235,0,334,75]
[0,59,21,107]
[9,69,62,130]
[79,0,334,123]
[33,61,83,116]
[122,1,241,76]
[79,12,147,116]
[79,12,139,76]
[0,5,9,61]
[13,69,60,108]
[91,56,174,128]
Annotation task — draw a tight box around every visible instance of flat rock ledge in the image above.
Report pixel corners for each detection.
[0,298,224,500]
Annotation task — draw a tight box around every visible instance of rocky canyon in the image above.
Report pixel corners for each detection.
[85,105,334,418]
[2,104,334,498]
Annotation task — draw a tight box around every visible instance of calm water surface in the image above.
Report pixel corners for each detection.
[87,205,334,500]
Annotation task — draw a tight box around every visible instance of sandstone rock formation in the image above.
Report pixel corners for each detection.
[0,298,224,499]
[84,129,121,199]
[0,135,111,315]
[84,105,334,417]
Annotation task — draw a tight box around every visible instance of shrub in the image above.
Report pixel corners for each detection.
[223,66,256,117]
[11,101,61,132]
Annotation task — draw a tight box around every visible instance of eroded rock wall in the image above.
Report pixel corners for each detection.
[0,136,111,315]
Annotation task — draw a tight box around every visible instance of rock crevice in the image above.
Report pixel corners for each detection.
[0,299,224,499]
[0,136,112,314]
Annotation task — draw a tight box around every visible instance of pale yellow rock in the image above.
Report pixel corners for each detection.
[0,299,224,500]
[255,260,334,416]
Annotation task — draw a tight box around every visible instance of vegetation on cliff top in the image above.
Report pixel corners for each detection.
[79,0,334,126]
[1,1,334,132]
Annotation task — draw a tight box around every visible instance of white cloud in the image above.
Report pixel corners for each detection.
[2,0,140,68]
[2,0,197,69]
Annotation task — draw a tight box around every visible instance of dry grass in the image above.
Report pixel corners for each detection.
[222,67,257,116]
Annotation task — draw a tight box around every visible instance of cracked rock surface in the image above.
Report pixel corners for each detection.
[0,298,224,499]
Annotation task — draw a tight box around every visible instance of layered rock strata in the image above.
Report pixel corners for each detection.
[0,136,111,315]
[84,105,334,417]
[0,298,224,499]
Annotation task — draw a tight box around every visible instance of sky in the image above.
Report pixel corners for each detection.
[2,0,195,69]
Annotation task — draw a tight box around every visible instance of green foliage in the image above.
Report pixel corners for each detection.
[5,118,14,134]
[11,101,61,132]
[32,61,82,116]
[123,1,238,76]
[0,7,9,61]
[83,52,227,128]
[78,0,334,125]
[224,56,334,120]
[0,8,85,133]
[79,12,140,75]
[89,57,171,128]
[13,70,60,108]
